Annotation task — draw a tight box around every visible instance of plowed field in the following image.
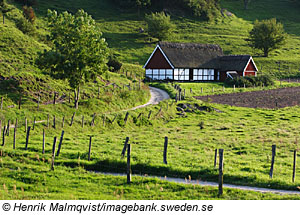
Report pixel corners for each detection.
[195,87,300,109]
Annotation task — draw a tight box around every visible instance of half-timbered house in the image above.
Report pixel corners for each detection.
[143,42,258,82]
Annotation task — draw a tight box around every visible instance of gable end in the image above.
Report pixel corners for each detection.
[143,45,174,69]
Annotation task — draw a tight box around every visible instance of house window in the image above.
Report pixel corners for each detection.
[166,69,173,80]
[174,69,189,81]
[159,69,166,80]
[193,69,214,81]
[145,69,174,80]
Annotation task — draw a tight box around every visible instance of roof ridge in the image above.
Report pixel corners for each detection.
[158,41,222,50]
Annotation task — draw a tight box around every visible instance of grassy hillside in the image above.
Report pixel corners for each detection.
[21,0,300,78]
[2,0,300,200]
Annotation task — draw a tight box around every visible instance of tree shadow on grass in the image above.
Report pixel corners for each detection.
[57,159,299,191]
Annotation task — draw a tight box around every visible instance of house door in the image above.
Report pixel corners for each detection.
[189,69,193,81]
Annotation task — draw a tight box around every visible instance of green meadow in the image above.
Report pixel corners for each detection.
[1,0,300,199]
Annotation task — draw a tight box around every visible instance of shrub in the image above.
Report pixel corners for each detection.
[145,12,175,40]
[187,0,220,21]
[107,54,122,72]
[225,75,275,87]
[16,17,35,35]
[22,5,35,24]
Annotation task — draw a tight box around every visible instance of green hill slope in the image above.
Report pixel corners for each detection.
[23,0,300,78]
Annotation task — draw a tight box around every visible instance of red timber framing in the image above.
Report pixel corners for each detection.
[143,45,174,69]
[243,57,258,77]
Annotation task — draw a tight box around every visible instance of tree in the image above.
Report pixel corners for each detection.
[36,10,109,109]
[145,12,175,41]
[136,0,151,15]
[249,18,286,57]
[243,0,251,9]
[0,0,13,24]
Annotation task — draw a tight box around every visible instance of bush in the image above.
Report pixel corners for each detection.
[225,75,275,87]
[16,17,35,35]
[187,0,220,21]
[107,54,122,72]
[22,5,36,24]
[145,12,175,40]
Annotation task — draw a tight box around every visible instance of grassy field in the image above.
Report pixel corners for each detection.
[2,0,300,200]
[1,99,300,199]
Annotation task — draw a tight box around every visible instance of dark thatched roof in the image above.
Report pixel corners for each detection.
[158,41,223,68]
[218,55,251,72]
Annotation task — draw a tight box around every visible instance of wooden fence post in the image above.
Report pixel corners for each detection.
[102,114,106,127]
[62,116,65,128]
[88,136,92,161]
[148,110,152,119]
[269,145,276,178]
[18,95,21,109]
[33,117,36,130]
[56,130,64,157]
[6,120,10,136]
[111,114,118,124]
[293,150,297,182]
[218,149,224,196]
[121,137,129,158]
[13,123,17,150]
[81,116,84,128]
[2,126,6,146]
[25,117,27,132]
[42,129,45,154]
[53,115,56,129]
[201,88,203,94]
[214,149,218,168]
[127,144,131,184]
[163,136,168,164]
[51,137,57,170]
[223,86,225,92]
[37,96,40,110]
[25,126,31,150]
[53,92,56,105]
[91,113,96,126]
[13,118,17,149]
[233,85,236,91]
[124,112,129,125]
[190,88,192,94]
[70,112,76,126]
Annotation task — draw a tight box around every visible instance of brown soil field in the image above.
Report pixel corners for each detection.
[195,87,300,109]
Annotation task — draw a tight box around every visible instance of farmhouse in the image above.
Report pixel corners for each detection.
[143,42,258,82]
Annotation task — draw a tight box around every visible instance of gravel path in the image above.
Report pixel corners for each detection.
[125,86,170,111]
[98,172,300,195]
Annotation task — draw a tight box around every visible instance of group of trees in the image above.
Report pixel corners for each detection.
[114,0,220,21]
